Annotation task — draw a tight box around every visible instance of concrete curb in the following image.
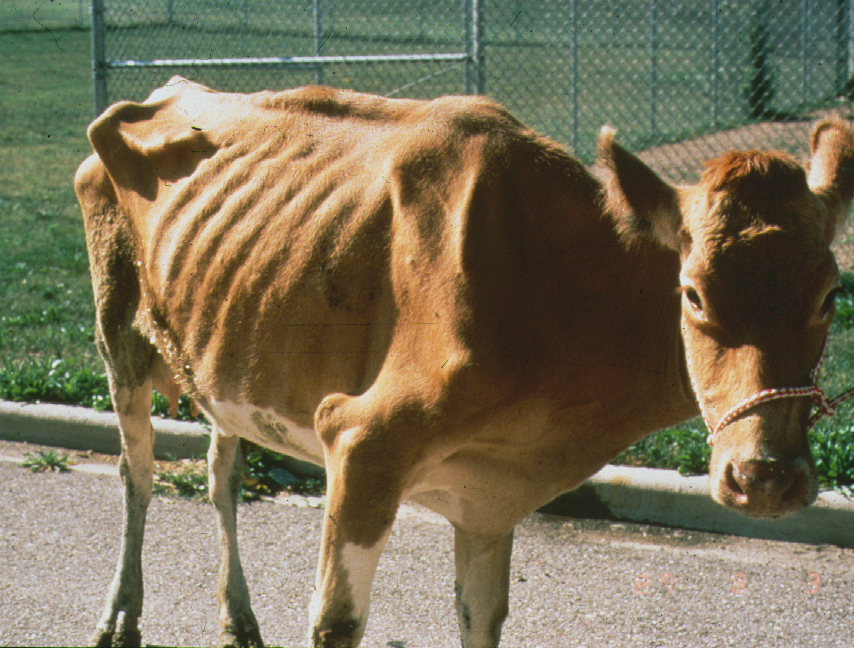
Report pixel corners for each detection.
[2,400,853,548]
[0,400,209,460]
[542,465,854,549]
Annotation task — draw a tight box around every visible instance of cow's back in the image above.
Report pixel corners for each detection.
[76,78,573,455]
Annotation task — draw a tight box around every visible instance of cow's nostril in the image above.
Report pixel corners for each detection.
[725,463,748,502]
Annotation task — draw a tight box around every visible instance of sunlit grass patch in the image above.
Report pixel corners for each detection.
[0,358,111,410]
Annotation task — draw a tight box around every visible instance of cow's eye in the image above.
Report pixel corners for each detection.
[822,287,841,316]
[684,287,703,312]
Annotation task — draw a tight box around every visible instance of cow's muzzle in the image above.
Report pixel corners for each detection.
[700,338,853,517]
[718,458,814,518]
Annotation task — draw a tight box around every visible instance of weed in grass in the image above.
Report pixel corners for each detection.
[836,295,854,330]
[20,450,72,473]
[830,274,854,332]
[0,357,111,410]
[153,460,208,498]
[0,356,209,420]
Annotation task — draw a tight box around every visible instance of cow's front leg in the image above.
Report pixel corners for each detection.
[453,527,514,648]
[308,394,410,648]
[309,504,393,648]
[209,431,264,647]
[307,445,396,648]
[90,384,154,648]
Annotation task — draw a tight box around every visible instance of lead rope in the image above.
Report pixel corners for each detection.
[696,338,854,447]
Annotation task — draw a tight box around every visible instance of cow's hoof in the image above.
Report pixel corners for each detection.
[219,625,265,648]
[88,611,142,648]
[312,619,361,648]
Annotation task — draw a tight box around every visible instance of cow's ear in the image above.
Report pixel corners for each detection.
[807,118,854,243]
[596,126,682,249]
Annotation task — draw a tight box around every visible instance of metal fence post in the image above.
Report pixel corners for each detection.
[465,0,484,94]
[570,0,579,153]
[802,0,810,104]
[650,0,658,137]
[314,0,325,84]
[91,0,108,116]
[463,0,471,93]
[748,0,774,120]
[835,0,851,93]
[711,0,719,127]
[848,0,854,89]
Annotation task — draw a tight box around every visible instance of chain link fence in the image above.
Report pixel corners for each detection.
[89,0,854,181]
[91,0,484,111]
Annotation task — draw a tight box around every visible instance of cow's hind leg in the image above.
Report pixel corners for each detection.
[80,154,161,647]
[90,378,155,648]
[209,431,264,648]
[454,527,514,648]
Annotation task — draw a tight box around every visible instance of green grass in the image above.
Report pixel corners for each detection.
[0,29,99,372]
[1,0,89,32]
[152,447,327,501]
[615,419,711,478]
[0,27,852,493]
[0,357,111,410]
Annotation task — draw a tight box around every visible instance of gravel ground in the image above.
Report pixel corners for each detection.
[1,448,854,648]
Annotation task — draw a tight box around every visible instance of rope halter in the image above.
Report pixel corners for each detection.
[703,339,854,446]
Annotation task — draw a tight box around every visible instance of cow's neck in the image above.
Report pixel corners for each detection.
[524,203,700,452]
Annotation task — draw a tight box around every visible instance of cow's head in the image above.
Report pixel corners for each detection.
[597,119,854,518]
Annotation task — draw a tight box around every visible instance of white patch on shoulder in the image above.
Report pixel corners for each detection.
[205,399,325,466]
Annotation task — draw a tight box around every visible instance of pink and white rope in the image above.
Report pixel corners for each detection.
[703,340,854,446]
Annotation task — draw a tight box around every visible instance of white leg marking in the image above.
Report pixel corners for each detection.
[308,534,393,647]
[455,528,514,648]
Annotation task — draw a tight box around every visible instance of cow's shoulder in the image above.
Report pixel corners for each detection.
[381,92,593,234]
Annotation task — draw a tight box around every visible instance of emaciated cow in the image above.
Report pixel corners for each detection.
[75,76,854,648]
